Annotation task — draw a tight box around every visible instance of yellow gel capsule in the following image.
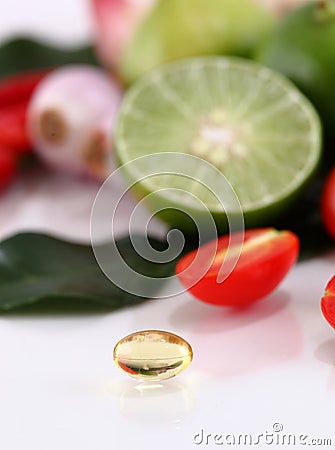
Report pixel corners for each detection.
[113,330,193,381]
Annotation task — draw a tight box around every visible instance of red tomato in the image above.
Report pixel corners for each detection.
[321,167,335,240]
[0,70,48,107]
[176,228,299,307]
[0,69,48,153]
[0,100,31,153]
[321,276,335,329]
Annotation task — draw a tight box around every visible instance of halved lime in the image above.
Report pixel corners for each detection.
[115,57,321,231]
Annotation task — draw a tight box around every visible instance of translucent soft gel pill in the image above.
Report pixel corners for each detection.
[113,330,193,381]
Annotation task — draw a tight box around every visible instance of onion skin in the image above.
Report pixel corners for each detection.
[27,65,123,179]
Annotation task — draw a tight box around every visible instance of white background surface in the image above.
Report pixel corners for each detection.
[1,1,335,449]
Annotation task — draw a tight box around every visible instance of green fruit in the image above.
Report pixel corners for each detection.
[255,0,335,142]
[121,0,275,84]
[115,57,321,232]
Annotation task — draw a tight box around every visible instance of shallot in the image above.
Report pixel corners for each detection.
[27,65,123,179]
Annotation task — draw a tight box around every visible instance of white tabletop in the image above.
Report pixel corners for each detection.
[1,2,335,449]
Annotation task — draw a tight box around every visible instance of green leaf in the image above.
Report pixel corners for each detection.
[0,233,175,312]
[0,37,99,77]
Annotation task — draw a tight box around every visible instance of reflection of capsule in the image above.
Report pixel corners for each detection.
[118,381,195,425]
[113,330,193,381]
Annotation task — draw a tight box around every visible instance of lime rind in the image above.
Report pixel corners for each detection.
[115,56,322,222]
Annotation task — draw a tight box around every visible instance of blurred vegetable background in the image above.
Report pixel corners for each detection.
[0,0,335,310]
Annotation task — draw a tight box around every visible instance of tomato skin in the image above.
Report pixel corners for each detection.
[0,70,49,154]
[321,167,335,240]
[176,228,299,307]
[0,70,48,107]
[0,70,49,189]
[0,100,31,153]
[321,276,335,329]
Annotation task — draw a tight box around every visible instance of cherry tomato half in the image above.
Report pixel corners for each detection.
[321,276,335,329]
[176,228,299,307]
[321,167,335,240]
